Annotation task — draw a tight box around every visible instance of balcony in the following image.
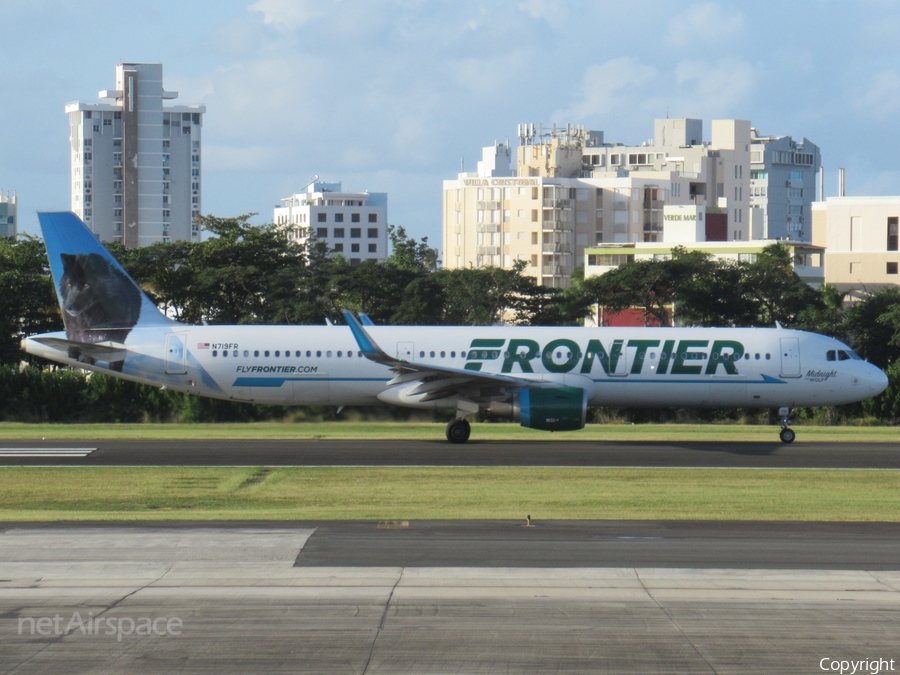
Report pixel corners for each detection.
[542,221,569,232]
[476,223,501,233]
[543,198,571,208]
[542,243,570,253]
[476,245,501,256]
[542,265,564,276]
[476,201,501,210]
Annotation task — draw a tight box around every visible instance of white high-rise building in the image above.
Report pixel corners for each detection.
[0,192,16,239]
[65,63,205,247]
[274,182,388,264]
[750,130,821,242]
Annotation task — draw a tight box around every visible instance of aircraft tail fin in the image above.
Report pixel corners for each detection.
[38,212,176,342]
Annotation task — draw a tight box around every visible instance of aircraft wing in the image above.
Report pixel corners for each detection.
[342,310,550,403]
[29,336,128,362]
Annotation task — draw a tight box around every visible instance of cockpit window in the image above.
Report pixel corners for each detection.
[829,348,864,362]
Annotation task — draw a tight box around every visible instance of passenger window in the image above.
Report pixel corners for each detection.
[254,350,259,357]
[420,351,425,358]
[275,350,280,357]
[264,350,270,357]
[327,351,332,357]
[430,351,435,358]
[233,350,238,357]
[295,351,301,357]
[337,351,343,357]
[765,354,771,360]
[212,350,217,357]
[316,351,321,357]
[461,351,466,358]
[306,351,311,357]
[441,351,446,358]
[243,350,249,357]
[826,350,836,361]
[451,351,456,358]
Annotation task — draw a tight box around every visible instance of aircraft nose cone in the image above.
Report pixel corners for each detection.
[869,365,889,396]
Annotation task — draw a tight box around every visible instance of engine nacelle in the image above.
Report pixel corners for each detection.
[489,386,587,432]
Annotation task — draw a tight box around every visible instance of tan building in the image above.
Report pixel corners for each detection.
[443,120,753,288]
[812,197,900,296]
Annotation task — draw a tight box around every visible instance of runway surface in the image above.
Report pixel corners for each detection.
[294,520,900,569]
[2,438,900,467]
[2,524,899,674]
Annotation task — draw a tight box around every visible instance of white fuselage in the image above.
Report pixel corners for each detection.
[23,324,889,410]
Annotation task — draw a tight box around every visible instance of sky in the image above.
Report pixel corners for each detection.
[3,0,900,252]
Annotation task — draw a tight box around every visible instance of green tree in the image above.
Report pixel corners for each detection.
[740,244,822,327]
[796,285,848,339]
[582,258,676,326]
[843,287,900,369]
[0,236,63,366]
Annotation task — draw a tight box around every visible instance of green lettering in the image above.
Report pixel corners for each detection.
[580,339,611,374]
[628,339,660,375]
[502,339,539,373]
[465,339,505,371]
[609,339,626,373]
[671,340,708,375]
[658,339,676,375]
[705,340,745,375]
[541,338,580,373]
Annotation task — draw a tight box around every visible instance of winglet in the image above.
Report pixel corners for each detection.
[342,309,394,365]
[359,313,375,326]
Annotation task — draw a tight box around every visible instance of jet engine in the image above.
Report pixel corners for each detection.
[489,386,587,432]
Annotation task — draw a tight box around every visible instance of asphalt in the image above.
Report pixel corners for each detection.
[2,524,900,674]
[2,438,900,467]
[293,519,900,569]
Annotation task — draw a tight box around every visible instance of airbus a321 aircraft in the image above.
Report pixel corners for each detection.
[22,212,888,443]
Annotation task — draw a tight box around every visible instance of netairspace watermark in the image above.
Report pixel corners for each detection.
[18,613,182,642]
[820,658,896,675]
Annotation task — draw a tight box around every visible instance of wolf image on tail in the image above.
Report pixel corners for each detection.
[59,252,142,371]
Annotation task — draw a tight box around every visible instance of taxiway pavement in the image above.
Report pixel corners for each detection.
[2,438,900,467]
[2,523,899,674]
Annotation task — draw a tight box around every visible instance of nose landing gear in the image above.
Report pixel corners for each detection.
[778,407,795,444]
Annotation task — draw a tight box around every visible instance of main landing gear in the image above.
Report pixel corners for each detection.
[446,418,471,444]
[778,407,795,444]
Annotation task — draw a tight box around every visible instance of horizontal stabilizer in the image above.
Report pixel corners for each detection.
[31,336,127,362]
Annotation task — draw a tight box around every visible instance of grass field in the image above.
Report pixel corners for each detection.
[0,421,897,442]
[1,466,899,522]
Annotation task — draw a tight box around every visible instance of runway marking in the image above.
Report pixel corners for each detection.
[0,448,96,458]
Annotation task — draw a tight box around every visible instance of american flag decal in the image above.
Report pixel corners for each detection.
[197,343,210,349]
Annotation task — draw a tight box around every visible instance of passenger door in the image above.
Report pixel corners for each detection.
[779,338,801,378]
[166,333,186,374]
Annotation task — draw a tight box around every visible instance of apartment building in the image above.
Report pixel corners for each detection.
[750,130,821,241]
[443,119,753,288]
[65,63,205,247]
[812,197,900,296]
[274,182,388,264]
[0,192,16,239]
